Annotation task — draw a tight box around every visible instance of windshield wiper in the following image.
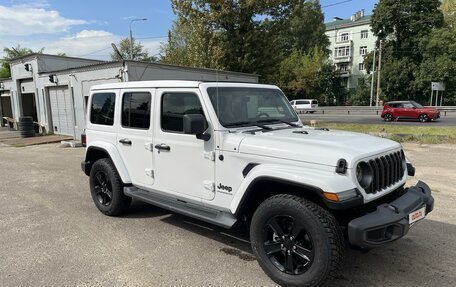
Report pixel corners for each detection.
[224,121,273,130]
[257,118,300,127]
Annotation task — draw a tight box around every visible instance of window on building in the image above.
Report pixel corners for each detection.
[339,32,350,42]
[338,63,350,72]
[121,92,151,129]
[361,30,368,39]
[334,46,351,58]
[161,93,205,133]
[90,93,116,126]
[360,46,368,56]
[359,63,365,71]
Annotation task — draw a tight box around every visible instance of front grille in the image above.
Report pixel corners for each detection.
[365,151,405,194]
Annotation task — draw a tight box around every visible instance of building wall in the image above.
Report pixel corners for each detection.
[325,20,377,90]
[7,56,258,140]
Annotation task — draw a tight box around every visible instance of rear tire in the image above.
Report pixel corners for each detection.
[419,114,429,122]
[89,158,131,216]
[384,113,393,122]
[250,194,344,287]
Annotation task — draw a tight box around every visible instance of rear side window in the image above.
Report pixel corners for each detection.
[312,100,318,105]
[90,93,116,126]
[297,100,310,105]
[161,93,205,133]
[121,92,151,129]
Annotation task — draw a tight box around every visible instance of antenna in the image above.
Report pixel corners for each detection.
[111,43,124,60]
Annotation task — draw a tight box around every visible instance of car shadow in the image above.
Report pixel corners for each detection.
[122,202,455,286]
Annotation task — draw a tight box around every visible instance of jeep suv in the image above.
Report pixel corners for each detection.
[81,81,433,287]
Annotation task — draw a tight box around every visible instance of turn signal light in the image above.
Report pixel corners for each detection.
[323,192,339,202]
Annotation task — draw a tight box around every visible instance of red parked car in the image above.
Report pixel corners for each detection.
[381,101,440,122]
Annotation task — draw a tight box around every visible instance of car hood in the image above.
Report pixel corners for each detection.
[233,127,401,168]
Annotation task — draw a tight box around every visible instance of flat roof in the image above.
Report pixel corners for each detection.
[43,59,258,78]
[91,80,274,90]
[325,15,372,30]
[10,53,103,64]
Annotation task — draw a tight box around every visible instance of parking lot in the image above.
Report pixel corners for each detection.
[1,143,455,287]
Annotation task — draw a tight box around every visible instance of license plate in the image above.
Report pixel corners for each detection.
[409,206,426,225]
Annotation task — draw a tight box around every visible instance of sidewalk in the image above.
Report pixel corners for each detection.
[0,127,73,146]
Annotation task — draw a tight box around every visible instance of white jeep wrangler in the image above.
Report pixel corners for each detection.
[81,81,434,287]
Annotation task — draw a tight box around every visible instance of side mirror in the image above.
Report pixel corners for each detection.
[183,114,211,141]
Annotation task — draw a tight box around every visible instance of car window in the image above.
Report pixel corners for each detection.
[90,93,116,126]
[121,92,151,129]
[403,103,414,108]
[311,100,318,105]
[161,93,205,133]
[411,101,424,108]
[297,100,310,105]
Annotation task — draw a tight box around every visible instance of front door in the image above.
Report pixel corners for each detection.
[153,88,215,201]
[116,89,155,188]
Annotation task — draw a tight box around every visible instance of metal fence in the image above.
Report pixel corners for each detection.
[296,106,456,116]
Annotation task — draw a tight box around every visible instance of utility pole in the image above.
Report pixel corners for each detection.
[376,40,383,106]
[369,48,376,107]
[129,18,147,60]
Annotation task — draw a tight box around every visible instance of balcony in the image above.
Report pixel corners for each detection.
[337,70,351,77]
[334,56,352,63]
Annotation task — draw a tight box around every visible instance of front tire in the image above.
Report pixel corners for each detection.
[250,195,344,287]
[419,114,429,122]
[89,158,131,216]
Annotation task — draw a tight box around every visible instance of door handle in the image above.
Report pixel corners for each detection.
[154,144,171,151]
[119,138,132,145]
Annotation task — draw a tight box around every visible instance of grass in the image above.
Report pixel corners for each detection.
[314,122,456,144]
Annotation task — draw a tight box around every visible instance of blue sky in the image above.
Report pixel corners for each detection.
[0,0,378,60]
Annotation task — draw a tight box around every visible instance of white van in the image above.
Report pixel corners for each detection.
[290,99,318,113]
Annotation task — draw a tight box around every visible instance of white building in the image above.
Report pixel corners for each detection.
[0,54,258,140]
[325,10,377,90]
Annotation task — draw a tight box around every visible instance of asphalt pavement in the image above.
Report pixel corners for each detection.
[299,113,456,126]
[0,144,455,286]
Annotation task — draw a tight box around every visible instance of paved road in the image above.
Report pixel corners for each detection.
[0,144,455,286]
[299,113,456,126]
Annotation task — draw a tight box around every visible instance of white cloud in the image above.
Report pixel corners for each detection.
[0,4,86,36]
[0,29,165,61]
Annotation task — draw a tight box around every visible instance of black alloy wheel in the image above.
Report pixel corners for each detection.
[93,171,113,206]
[89,158,131,216]
[250,194,344,287]
[384,113,393,122]
[263,215,314,275]
[419,114,429,122]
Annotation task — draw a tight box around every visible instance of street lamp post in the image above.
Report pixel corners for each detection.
[129,18,147,60]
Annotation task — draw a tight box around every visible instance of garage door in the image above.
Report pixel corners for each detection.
[48,86,75,137]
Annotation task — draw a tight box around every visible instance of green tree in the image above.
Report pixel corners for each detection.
[442,0,456,29]
[415,28,456,105]
[111,38,155,62]
[347,76,371,105]
[284,0,329,54]
[160,17,224,69]
[0,45,44,78]
[369,0,445,102]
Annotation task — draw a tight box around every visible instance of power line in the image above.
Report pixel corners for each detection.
[322,0,353,9]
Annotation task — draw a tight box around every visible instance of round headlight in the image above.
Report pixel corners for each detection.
[356,162,373,189]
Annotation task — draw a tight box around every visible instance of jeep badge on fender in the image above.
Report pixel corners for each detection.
[81,80,434,287]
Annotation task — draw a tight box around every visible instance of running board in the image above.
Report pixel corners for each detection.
[124,186,237,229]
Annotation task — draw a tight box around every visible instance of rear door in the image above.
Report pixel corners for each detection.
[116,89,155,188]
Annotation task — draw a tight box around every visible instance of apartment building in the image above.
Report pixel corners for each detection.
[325,10,377,90]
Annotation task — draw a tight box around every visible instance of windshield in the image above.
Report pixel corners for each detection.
[207,87,298,127]
[411,101,424,108]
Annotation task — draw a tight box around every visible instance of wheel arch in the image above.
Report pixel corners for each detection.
[233,176,326,220]
[84,143,131,183]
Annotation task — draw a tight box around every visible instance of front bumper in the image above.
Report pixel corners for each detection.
[348,181,434,249]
